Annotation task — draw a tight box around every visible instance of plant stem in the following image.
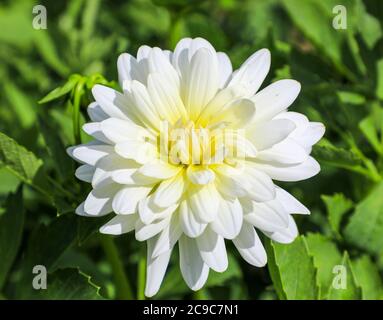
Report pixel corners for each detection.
[72,78,85,145]
[99,234,134,300]
[137,244,146,300]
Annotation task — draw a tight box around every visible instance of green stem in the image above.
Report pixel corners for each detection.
[72,78,85,145]
[137,245,146,300]
[99,234,134,300]
[193,289,209,300]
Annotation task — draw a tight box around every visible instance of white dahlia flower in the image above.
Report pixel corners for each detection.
[68,37,325,297]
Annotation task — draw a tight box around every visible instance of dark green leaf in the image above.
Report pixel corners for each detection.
[353,255,383,300]
[0,187,24,289]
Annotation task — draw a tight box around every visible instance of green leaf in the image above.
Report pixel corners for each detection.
[282,0,354,80]
[3,82,36,128]
[38,74,81,104]
[336,91,366,105]
[34,268,103,300]
[344,181,383,254]
[353,255,383,299]
[312,141,363,170]
[266,236,319,300]
[38,115,73,180]
[359,115,383,155]
[305,233,343,299]
[327,252,361,300]
[377,59,383,100]
[0,187,24,289]
[321,194,353,236]
[0,131,43,187]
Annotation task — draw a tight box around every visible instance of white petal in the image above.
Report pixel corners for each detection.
[128,80,162,131]
[246,119,296,151]
[242,164,276,202]
[217,52,232,88]
[139,159,182,179]
[211,98,255,128]
[252,156,320,182]
[188,184,220,223]
[296,122,325,149]
[264,215,298,244]
[145,237,172,297]
[211,198,243,239]
[75,165,94,183]
[115,140,158,164]
[99,214,138,235]
[84,184,120,216]
[275,186,310,215]
[147,47,180,89]
[233,222,267,267]
[87,102,108,122]
[196,227,228,272]
[67,142,113,166]
[100,118,153,144]
[228,49,270,96]
[147,73,187,123]
[251,80,301,122]
[256,138,308,165]
[92,84,134,121]
[179,199,207,238]
[112,186,151,215]
[187,166,215,185]
[179,235,209,291]
[181,48,219,120]
[82,122,111,144]
[153,171,185,207]
[243,199,289,233]
[152,214,182,258]
[135,214,171,241]
[138,195,177,224]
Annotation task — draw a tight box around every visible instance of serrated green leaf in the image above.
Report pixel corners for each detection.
[321,194,353,236]
[353,255,383,300]
[0,131,43,186]
[266,236,319,300]
[305,233,343,299]
[327,252,361,300]
[0,187,24,289]
[33,268,103,300]
[38,75,81,104]
[359,115,382,155]
[344,181,383,254]
[312,141,363,170]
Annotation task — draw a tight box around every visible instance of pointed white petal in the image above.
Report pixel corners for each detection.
[67,142,113,166]
[75,165,94,183]
[252,156,320,182]
[153,171,185,207]
[211,198,243,239]
[251,80,301,122]
[179,235,209,291]
[152,214,182,258]
[112,186,151,215]
[217,52,232,88]
[87,102,108,122]
[179,199,207,238]
[145,237,172,297]
[275,186,310,214]
[246,119,296,151]
[99,214,138,235]
[197,227,228,272]
[233,222,267,267]
[228,49,270,96]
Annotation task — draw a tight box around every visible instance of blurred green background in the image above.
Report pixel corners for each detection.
[0,0,383,300]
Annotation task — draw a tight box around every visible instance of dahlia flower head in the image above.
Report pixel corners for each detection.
[68,37,325,297]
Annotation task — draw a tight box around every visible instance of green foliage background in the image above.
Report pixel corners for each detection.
[0,0,383,300]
